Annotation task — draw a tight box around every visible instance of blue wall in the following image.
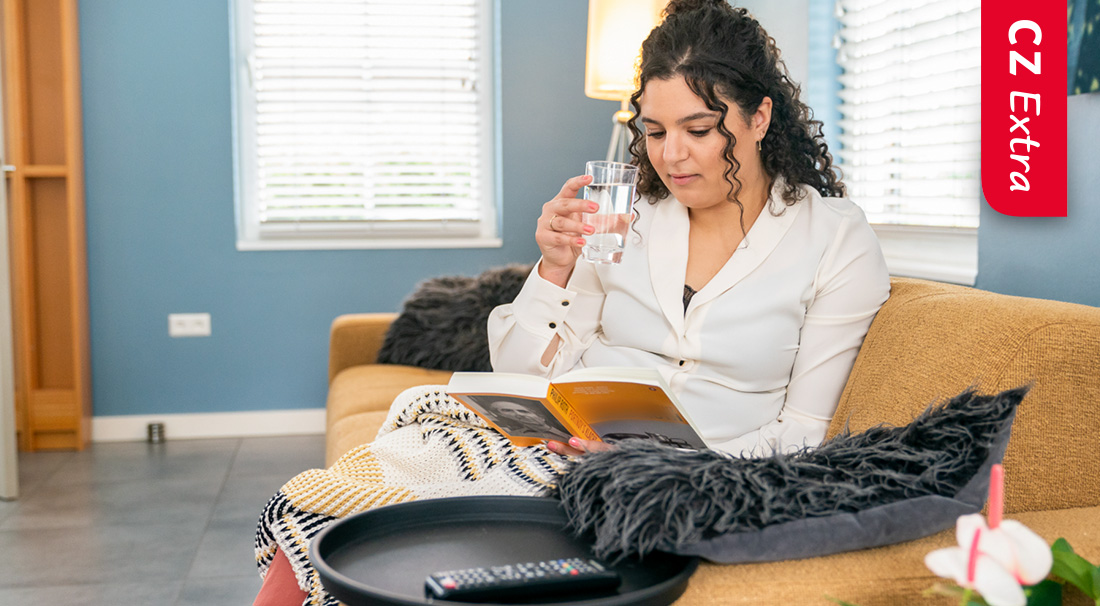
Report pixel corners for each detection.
[79,0,619,416]
[805,0,840,152]
[975,93,1100,307]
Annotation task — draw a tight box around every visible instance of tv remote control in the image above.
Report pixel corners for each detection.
[425,557,621,602]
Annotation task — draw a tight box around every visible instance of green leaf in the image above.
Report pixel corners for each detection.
[823,595,862,606]
[1051,543,1096,597]
[1025,580,1062,606]
[1049,538,1100,600]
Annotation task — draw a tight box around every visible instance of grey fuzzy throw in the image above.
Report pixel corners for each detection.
[377,263,534,372]
[556,387,1026,562]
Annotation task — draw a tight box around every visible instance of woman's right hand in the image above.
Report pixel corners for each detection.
[536,175,596,288]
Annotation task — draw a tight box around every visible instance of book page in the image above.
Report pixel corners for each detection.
[450,393,575,447]
[551,371,708,449]
[447,372,592,446]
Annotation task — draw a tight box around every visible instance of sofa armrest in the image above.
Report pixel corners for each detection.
[328,313,398,384]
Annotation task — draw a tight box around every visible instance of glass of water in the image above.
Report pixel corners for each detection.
[582,161,638,264]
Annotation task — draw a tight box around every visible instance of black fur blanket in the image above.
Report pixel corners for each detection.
[556,387,1026,562]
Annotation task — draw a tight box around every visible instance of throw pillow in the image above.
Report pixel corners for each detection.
[376,263,534,372]
[556,386,1026,563]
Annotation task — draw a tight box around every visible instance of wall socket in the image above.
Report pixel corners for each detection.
[168,313,211,337]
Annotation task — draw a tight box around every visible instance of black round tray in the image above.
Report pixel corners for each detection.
[310,496,698,606]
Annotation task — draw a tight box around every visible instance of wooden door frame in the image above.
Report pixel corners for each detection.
[2,0,92,451]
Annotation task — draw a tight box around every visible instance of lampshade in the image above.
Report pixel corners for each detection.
[584,0,665,101]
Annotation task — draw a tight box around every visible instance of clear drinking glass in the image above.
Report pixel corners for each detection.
[582,161,638,264]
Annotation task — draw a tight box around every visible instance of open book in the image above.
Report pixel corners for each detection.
[446,367,707,449]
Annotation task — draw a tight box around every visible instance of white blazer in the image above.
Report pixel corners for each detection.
[488,181,890,455]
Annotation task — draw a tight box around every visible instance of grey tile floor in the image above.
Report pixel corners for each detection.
[0,434,325,605]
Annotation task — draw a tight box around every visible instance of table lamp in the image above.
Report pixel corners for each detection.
[584,0,665,163]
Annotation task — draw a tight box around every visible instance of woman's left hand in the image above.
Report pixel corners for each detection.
[546,437,615,456]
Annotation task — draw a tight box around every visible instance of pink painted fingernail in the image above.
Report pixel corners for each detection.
[568,437,582,449]
[588,203,599,211]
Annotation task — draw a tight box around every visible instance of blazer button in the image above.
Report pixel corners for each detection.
[549,322,557,329]
[561,300,570,306]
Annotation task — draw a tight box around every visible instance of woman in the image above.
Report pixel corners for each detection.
[488,0,889,457]
[254,2,888,603]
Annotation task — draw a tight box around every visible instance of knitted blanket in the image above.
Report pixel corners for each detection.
[254,385,570,606]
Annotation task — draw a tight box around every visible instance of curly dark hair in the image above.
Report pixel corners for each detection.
[627,0,844,216]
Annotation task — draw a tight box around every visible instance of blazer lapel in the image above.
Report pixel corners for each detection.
[647,198,690,335]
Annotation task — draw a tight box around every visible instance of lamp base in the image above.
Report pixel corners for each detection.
[605,101,634,163]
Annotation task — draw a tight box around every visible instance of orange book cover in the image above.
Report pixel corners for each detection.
[447,368,706,449]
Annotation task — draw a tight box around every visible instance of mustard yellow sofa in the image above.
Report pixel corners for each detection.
[324,277,1100,605]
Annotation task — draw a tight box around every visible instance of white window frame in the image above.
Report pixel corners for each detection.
[230,0,502,251]
[870,225,976,285]
[834,0,979,285]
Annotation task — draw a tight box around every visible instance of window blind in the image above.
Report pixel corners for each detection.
[236,0,495,244]
[835,0,981,228]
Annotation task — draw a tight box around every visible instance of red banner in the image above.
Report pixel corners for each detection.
[981,1,1067,217]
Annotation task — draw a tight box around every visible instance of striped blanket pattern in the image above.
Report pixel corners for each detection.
[254,385,570,605]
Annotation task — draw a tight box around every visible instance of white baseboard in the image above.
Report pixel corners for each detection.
[92,408,326,442]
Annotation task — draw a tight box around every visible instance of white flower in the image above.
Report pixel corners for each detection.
[925,513,1053,606]
[925,464,1053,606]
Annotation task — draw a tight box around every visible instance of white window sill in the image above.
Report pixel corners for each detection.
[870,224,977,286]
[236,236,504,252]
